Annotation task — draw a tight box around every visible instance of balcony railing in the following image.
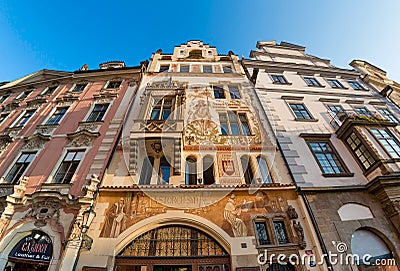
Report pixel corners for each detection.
[328,110,392,130]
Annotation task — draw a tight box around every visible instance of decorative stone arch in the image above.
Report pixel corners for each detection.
[0,221,62,271]
[114,211,232,256]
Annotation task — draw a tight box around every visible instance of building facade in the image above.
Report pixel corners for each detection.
[243,41,400,271]
[350,60,400,108]
[76,41,323,271]
[0,62,143,271]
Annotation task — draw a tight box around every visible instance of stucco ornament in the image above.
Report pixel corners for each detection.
[24,199,61,227]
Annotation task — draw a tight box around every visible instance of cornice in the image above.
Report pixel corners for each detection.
[242,59,359,78]
[255,87,380,99]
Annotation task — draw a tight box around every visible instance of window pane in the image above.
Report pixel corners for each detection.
[180,65,189,72]
[308,142,345,174]
[255,222,270,245]
[229,86,241,99]
[273,221,289,244]
[257,156,272,183]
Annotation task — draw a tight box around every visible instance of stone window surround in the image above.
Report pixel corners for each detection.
[104,79,124,90]
[300,133,354,177]
[301,76,325,88]
[45,147,89,184]
[69,81,90,93]
[210,82,242,101]
[0,148,42,184]
[82,98,114,123]
[253,215,294,248]
[41,105,70,126]
[284,100,318,122]
[10,108,37,128]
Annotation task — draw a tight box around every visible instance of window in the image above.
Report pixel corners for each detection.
[228,85,241,99]
[370,128,400,158]
[150,97,173,120]
[240,156,254,184]
[203,65,212,73]
[43,86,58,96]
[158,156,171,185]
[17,89,33,100]
[72,83,87,92]
[307,141,346,174]
[139,156,154,185]
[327,104,344,114]
[304,77,322,87]
[159,65,170,72]
[378,108,398,123]
[86,103,109,122]
[180,65,189,73]
[46,107,68,125]
[202,156,215,185]
[219,112,251,135]
[346,133,376,170]
[255,222,270,245]
[273,221,289,244]
[185,157,197,185]
[222,65,233,73]
[14,110,35,127]
[0,93,10,103]
[213,86,225,99]
[326,79,344,88]
[54,150,85,184]
[106,81,122,89]
[5,152,36,184]
[289,103,313,120]
[348,81,365,90]
[271,75,288,84]
[0,112,9,124]
[257,156,272,183]
[354,107,371,117]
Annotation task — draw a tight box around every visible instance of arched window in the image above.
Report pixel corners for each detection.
[185,157,197,185]
[158,156,171,184]
[203,156,215,185]
[351,229,393,266]
[240,156,254,184]
[257,156,272,183]
[139,156,154,185]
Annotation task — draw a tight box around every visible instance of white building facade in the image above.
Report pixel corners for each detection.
[243,41,400,271]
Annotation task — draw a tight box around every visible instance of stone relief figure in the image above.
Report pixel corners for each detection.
[100,198,127,238]
[293,220,306,248]
[223,194,248,237]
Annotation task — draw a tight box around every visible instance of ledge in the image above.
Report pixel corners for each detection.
[294,118,318,122]
[322,172,354,178]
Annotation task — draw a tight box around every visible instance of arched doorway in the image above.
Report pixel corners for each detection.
[5,230,52,271]
[115,225,230,271]
[351,229,398,271]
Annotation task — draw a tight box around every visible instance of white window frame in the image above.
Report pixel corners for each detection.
[69,82,89,93]
[1,150,39,184]
[46,148,88,184]
[41,105,70,125]
[41,85,59,96]
[16,89,34,100]
[104,79,124,89]
[82,100,113,122]
[11,109,37,128]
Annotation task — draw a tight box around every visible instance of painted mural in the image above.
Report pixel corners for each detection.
[99,190,297,238]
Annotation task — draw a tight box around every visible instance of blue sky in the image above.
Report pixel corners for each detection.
[1,1,400,82]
